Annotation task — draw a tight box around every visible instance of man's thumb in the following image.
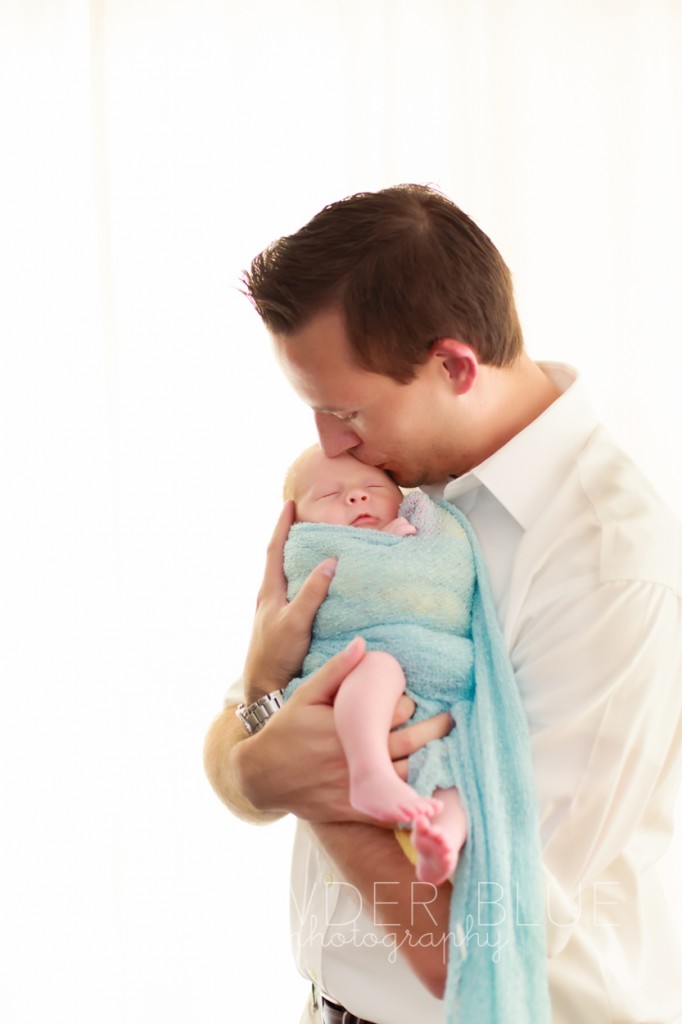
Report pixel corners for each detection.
[300,637,366,706]
[289,558,337,632]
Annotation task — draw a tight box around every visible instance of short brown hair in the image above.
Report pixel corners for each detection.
[242,184,523,383]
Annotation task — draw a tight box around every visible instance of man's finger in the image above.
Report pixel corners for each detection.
[388,711,454,761]
[293,637,366,707]
[289,557,337,627]
[390,695,416,729]
[258,502,296,605]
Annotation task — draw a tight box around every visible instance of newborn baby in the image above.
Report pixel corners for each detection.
[282,445,549,1017]
[284,445,466,885]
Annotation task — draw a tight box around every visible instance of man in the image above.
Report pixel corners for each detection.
[205,185,682,1023]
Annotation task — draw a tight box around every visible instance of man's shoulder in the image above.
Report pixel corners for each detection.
[572,426,682,592]
[519,425,681,599]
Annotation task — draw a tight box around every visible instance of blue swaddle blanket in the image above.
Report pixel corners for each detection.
[284,491,550,1023]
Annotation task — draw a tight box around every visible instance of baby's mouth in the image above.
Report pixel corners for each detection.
[352,513,377,527]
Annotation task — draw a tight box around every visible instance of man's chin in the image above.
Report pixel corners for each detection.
[394,469,452,491]
[386,468,424,489]
[348,454,429,490]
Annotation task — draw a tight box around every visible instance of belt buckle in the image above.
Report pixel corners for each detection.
[320,992,366,1024]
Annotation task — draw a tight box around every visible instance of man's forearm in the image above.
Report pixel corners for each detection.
[203,705,285,824]
[312,821,451,999]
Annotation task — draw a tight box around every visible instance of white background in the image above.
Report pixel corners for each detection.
[1,2,681,1021]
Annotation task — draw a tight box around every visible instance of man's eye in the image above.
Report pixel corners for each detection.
[336,412,358,422]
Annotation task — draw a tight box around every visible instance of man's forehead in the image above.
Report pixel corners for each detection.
[273,312,361,374]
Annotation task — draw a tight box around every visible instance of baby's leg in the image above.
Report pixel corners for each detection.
[334,650,443,824]
[412,787,467,886]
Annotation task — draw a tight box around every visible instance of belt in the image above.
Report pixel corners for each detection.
[320,995,378,1024]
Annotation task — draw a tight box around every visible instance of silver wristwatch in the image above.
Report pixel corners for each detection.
[235,689,285,735]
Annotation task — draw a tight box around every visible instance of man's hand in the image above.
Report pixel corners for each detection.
[207,503,452,823]
[242,501,337,702]
[233,637,453,823]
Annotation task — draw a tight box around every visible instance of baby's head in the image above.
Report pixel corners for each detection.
[284,446,403,530]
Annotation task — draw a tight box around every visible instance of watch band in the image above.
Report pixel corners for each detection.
[236,689,285,735]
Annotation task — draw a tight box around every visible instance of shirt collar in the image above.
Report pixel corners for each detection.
[423,364,599,530]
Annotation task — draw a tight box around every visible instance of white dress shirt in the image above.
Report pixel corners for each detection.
[233,365,682,1023]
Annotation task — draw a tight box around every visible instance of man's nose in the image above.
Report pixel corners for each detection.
[314,412,361,457]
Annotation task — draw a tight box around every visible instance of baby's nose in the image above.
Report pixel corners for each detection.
[347,489,368,504]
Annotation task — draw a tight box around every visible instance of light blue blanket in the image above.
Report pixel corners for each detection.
[284,491,550,1023]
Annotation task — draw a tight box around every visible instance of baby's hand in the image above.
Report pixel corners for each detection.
[382,516,417,537]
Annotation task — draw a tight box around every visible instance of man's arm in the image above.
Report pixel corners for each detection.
[312,823,451,998]
[203,500,390,823]
[204,501,455,995]
[228,645,454,997]
[204,500,451,821]
[205,636,452,821]
[203,703,281,824]
[204,639,370,824]
[206,668,453,996]
[204,500,338,821]
[517,578,682,957]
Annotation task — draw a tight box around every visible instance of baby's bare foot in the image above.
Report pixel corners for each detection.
[413,815,463,885]
[350,775,443,824]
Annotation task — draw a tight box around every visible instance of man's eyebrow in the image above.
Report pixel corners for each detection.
[313,405,351,415]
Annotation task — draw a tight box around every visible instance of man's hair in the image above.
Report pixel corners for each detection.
[242,184,523,383]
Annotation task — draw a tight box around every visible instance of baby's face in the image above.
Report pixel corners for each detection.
[294,450,403,530]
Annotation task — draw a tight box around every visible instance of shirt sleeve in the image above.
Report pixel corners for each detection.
[512,577,682,957]
[223,676,245,706]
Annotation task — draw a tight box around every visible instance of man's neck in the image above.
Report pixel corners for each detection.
[466,356,562,469]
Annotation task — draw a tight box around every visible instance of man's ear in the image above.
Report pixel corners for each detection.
[429,338,479,395]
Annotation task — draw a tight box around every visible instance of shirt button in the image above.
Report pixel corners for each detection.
[310,968,318,981]
[323,873,334,885]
